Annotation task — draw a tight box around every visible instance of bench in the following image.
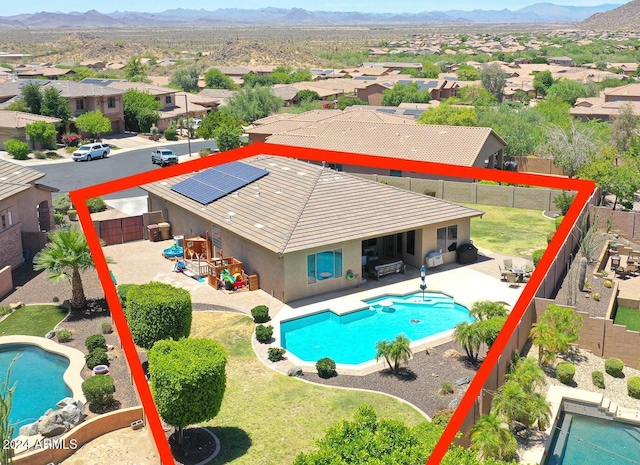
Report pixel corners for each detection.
[372,260,405,280]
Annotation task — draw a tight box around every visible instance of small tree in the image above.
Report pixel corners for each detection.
[375,334,412,374]
[480,62,506,103]
[221,86,284,123]
[532,70,554,96]
[25,121,57,150]
[149,338,227,447]
[204,68,236,90]
[545,122,598,178]
[336,96,367,110]
[122,89,161,133]
[21,82,43,114]
[213,124,243,152]
[4,139,30,160]
[453,321,483,364]
[531,304,582,364]
[41,86,73,127]
[470,412,516,461]
[469,301,508,321]
[124,55,147,82]
[75,110,112,139]
[296,89,320,102]
[170,65,201,93]
[125,282,192,350]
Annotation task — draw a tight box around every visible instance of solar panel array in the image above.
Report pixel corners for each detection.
[171,161,269,205]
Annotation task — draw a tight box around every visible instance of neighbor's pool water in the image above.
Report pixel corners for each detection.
[545,411,640,465]
[280,292,472,365]
[0,344,71,436]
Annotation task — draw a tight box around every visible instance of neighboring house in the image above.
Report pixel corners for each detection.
[0,110,61,149]
[361,62,423,72]
[16,67,75,80]
[142,155,483,303]
[271,84,300,106]
[194,88,236,109]
[246,109,506,175]
[549,56,575,67]
[0,160,57,271]
[604,83,640,102]
[206,66,252,87]
[570,84,640,121]
[355,79,459,106]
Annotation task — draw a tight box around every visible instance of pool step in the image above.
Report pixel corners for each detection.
[608,401,619,417]
[600,397,611,412]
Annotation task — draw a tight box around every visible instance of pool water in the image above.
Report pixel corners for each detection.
[0,344,71,436]
[546,412,640,465]
[281,292,472,365]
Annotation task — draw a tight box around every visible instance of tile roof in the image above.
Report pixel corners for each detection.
[142,155,483,254]
[105,81,176,95]
[0,110,60,128]
[0,160,46,201]
[44,80,124,98]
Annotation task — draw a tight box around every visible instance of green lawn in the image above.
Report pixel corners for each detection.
[614,307,640,332]
[191,312,427,465]
[462,203,556,258]
[0,305,68,336]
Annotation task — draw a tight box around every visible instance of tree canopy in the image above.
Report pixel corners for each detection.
[122,89,161,133]
[41,86,73,126]
[381,82,432,106]
[417,103,477,126]
[124,56,147,82]
[204,68,237,90]
[170,64,201,93]
[480,63,506,102]
[75,110,112,138]
[221,86,284,123]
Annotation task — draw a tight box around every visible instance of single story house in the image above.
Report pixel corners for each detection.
[142,155,483,303]
[0,110,61,149]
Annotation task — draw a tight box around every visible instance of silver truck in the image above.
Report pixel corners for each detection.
[151,148,178,166]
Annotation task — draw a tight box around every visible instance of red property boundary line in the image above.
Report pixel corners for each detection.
[70,142,595,465]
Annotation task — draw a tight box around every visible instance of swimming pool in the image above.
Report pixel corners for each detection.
[545,411,640,465]
[0,344,72,436]
[280,292,472,365]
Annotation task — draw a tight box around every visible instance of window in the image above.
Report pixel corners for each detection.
[436,225,458,253]
[107,97,116,108]
[363,238,377,248]
[76,99,84,111]
[407,230,416,255]
[1,209,13,230]
[390,169,402,177]
[328,163,343,171]
[165,95,172,104]
[307,249,343,284]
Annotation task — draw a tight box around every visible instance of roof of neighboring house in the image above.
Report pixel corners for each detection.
[0,159,47,201]
[261,118,505,167]
[271,84,299,101]
[0,110,61,128]
[141,155,483,254]
[104,81,176,96]
[570,100,640,118]
[604,83,640,98]
[44,80,124,98]
[207,66,252,76]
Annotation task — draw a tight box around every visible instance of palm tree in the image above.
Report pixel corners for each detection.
[375,339,392,371]
[524,393,552,431]
[506,357,546,394]
[470,412,515,461]
[453,321,482,364]
[469,300,509,321]
[375,334,413,375]
[33,227,105,310]
[492,381,528,428]
[530,320,556,365]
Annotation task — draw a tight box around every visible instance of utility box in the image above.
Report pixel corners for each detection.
[248,274,259,291]
[147,224,160,242]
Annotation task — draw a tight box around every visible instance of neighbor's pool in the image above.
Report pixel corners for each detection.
[0,344,71,436]
[545,411,640,465]
[280,292,472,365]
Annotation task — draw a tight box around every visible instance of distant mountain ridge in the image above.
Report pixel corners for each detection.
[0,3,625,28]
[580,0,640,29]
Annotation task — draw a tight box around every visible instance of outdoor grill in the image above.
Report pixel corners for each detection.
[456,242,478,264]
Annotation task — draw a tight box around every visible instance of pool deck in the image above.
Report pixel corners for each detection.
[520,385,640,465]
[273,264,523,375]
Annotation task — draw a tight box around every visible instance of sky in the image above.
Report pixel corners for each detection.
[3,0,630,16]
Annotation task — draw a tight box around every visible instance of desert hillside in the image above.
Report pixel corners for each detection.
[580,0,640,30]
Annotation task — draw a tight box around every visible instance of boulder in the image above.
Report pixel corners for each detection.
[45,331,56,339]
[19,422,40,436]
[59,403,83,425]
[455,376,470,386]
[9,302,24,310]
[39,412,66,437]
[56,397,74,409]
[447,398,460,409]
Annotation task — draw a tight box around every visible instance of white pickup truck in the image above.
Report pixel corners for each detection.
[151,148,178,166]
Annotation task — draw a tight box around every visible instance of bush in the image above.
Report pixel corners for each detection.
[553,191,575,215]
[86,197,107,213]
[164,128,177,141]
[52,296,59,302]
[101,321,113,334]
[67,209,77,220]
[199,147,213,157]
[605,358,625,377]
[255,324,273,343]
[85,348,109,369]
[54,212,66,225]
[56,329,73,342]
[533,249,545,266]
[547,231,555,244]
[34,151,46,159]
[439,382,454,395]
[316,357,337,378]
[431,408,456,427]
[0,306,12,316]
[555,216,564,230]
[81,375,115,413]
[5,139,30,160]
[556,362,576,384]
[85,334,107,351]
[46,151,58,158]
[53,193,72,214]
[117,283,138,303]
[62,133,81,147]
[251,305,270,323]
[592,370,605,389]
[268,347,286,362]
[628,376,640,399]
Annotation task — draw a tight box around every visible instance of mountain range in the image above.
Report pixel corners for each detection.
[0,3,626,28]
[580,0,640,29]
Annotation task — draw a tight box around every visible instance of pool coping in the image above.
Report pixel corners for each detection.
[523,385,640,465]
[0,335,86,404]
[272,278,472,376]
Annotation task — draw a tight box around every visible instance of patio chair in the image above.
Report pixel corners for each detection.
[503,258,513,270]
[506,272,520,288]
[614,266,627,279]
[498,265,510,281]
[624,264,639,277]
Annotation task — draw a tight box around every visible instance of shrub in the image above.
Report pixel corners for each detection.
[117,283,138,303]
[287,367,303,377]
[268,347,286,362]
[62,133,81,147]
[86,197,107,213]
[52,296,60,302]
[628,377,640,399]
[592,370,605,389]
[316,357,337,378]
[251,305,270,323]
[255,324,273,343]
[81,375,115,413]
[431,408,456,427]
[533,249,545,266]
[605,357,625,377]
[199,147,213,157]
[67,209,77,220]
[101,321,113,334]
[556,362,576,384]
[85,334,107,351]
[125,282,192,350]
[56,329,73,342]
[45,151,58,158]
[85,348,109,369]
[54,211,66,225]
[547,231,555,244]
[0,306,12,316]
[555,216,564,230]
[439,382,454,395]
[553,191,575,215]
[5,139,30,160]
[53,193,72,214]
[164,128,177,141]
[34,151,46,159]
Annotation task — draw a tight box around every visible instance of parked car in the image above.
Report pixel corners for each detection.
[72,143,111,162]
[151,148,179,166]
